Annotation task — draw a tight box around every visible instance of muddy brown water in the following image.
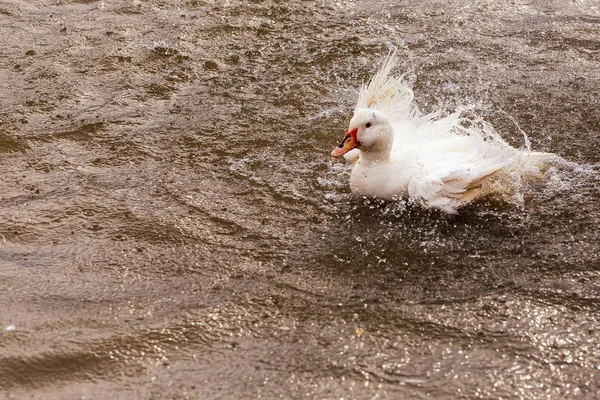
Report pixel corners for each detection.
[1,1,600,399]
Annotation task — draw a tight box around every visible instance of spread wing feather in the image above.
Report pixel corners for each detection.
[355,50,416,122]
[407,138,512,213]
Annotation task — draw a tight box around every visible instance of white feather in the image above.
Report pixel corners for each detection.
[337,52,555,213]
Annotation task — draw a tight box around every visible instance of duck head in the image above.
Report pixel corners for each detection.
[331,109,393,157]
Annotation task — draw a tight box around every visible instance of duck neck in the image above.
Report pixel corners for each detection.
[359,132,393,164]
[359,148,391,164]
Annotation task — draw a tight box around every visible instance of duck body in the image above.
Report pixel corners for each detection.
[331,53,523,213]
[347,113,511,213]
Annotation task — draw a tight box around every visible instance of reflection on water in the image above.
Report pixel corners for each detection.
[0,0,599,398]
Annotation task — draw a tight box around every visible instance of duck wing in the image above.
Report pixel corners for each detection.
[407,137,512,213]
[355,50,416,122]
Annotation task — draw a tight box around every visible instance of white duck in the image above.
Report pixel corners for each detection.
[332,51,550,213]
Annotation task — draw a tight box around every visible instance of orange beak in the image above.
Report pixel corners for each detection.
[331,128,359,157]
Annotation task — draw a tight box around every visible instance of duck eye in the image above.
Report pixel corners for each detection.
[365,122,372,128]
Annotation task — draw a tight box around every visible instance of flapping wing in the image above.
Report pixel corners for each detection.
[407,140,512,213]
[355,49,416,122]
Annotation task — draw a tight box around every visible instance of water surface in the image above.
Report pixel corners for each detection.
[1,0,599,398]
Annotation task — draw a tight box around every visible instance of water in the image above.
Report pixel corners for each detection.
[1,1,599,398]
